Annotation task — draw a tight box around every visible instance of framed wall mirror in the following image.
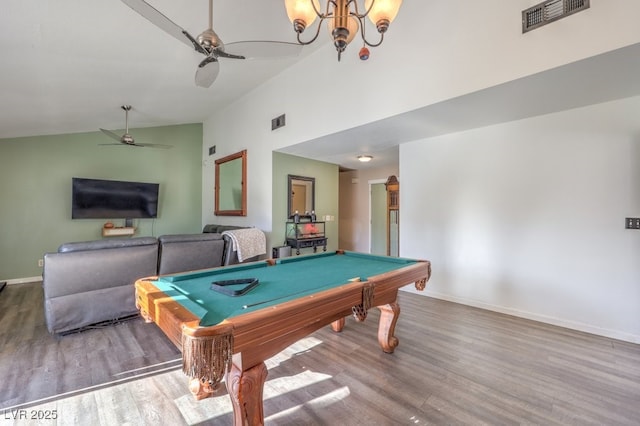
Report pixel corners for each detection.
[215,149,247,216]
[288,175,315,217]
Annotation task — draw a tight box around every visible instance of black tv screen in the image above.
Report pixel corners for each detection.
[72,177,159,219]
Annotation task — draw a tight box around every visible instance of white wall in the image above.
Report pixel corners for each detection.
[201,119,275,234]
[203,1,640,154]
[236,0,640,151]
[401,96,640,343]
[201,1,640,342]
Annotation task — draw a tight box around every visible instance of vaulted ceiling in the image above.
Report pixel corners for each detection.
[0,0,323,139]
[2,1,640,171]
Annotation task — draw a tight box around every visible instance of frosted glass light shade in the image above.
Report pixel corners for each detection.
[365,0,402,27]
[285,0,320,28]
[327,14,359,45]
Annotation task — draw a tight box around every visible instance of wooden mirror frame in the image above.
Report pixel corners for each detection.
[287,174,315,217]
[215,150,247,216]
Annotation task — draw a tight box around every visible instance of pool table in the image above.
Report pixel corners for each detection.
[135,250,431,425]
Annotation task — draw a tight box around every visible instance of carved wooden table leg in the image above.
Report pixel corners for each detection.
[331,317,346,332]
[227,361,268,426]
[377,301,400,353]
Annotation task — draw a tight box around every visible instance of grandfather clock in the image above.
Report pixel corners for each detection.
[385,175,399,256]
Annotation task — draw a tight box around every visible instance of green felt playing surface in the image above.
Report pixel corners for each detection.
[151,251,416,326]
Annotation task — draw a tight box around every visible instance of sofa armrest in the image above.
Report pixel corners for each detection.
[221,234,260,265]
[43,243,159,299]
[58,237,158,253]
[203,224,246,234]
[42,241,159,334]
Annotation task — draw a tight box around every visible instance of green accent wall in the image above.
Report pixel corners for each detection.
[272,152,339,255]
[0,124,203,280]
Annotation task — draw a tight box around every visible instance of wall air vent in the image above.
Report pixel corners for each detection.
[271,114,286,131]
[522,0,589,33]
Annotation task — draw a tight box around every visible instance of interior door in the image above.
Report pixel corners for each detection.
[370,182,387,255]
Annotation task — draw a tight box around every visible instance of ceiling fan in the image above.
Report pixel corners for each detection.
[99,105,172,149]
[121,0,303,88]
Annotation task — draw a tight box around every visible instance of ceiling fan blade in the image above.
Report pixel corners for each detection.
[120,0,204,54]
[182,31,209,56]
[100,128,123,142]
[195,57,220,88]
[134,143,173,149]
[216,50,245,60]
[224,41,303,59]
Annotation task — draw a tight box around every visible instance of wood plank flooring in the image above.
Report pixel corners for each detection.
[1,282,639,425]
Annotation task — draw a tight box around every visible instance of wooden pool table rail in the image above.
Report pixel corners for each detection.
[136,276,369,379]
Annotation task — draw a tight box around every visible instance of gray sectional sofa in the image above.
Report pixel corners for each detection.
[43,226,250,335]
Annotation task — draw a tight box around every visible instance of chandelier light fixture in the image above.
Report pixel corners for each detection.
[284,0,403,61]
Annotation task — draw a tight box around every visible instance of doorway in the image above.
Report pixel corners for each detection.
[370,181,387,255]
[369,178,399,257]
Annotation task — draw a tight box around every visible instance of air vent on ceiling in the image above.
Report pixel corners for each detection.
[522,0,590,33]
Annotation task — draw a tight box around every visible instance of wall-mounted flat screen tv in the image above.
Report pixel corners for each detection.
[72,177,159,219]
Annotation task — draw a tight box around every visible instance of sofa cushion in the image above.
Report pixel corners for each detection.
[158,233,226,275]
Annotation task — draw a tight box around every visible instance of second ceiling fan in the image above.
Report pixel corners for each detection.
[121,0,303,88]
[100,105,173,148]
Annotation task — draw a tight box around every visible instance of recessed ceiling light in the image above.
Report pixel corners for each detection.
[358,155,373,162]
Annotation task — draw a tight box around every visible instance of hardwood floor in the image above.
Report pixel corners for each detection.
[1,282,639,425]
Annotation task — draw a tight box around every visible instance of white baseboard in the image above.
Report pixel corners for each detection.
[2,276,43,285]
[401,287,640,345]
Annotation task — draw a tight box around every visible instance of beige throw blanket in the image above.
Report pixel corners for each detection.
[222,228,266,262]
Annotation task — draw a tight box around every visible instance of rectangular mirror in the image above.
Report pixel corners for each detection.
[288,174,315,217]
[215,150,247,216]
